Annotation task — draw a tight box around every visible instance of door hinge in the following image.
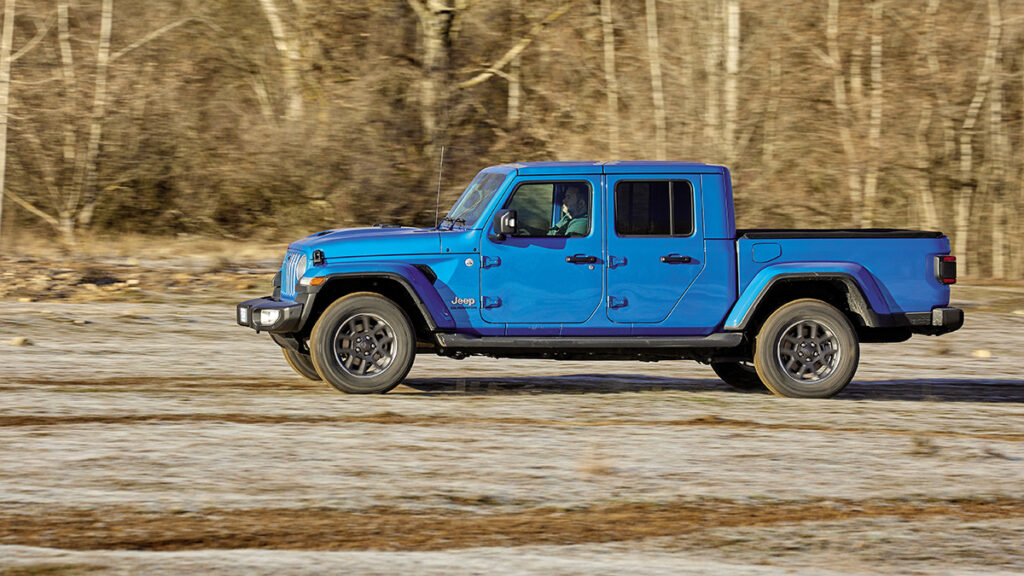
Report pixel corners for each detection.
[608,255,628,269]
[482,255,501,269]
[482,296,503,309]
[608,296,629,309]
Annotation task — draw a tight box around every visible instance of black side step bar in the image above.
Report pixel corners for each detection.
[435,333,743,350]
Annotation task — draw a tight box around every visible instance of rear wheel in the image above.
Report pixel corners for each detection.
[310,292,416,394]
[753,299,859,399]
[711,361,766,391]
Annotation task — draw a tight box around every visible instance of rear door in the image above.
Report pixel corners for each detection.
[605,175,705,323]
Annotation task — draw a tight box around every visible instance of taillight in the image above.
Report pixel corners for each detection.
[935,255,957,285]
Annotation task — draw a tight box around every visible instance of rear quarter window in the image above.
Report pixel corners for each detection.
[614,180,694,237]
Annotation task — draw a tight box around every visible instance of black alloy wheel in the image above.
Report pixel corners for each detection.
[753,299,859,399]
[310,292,416,394]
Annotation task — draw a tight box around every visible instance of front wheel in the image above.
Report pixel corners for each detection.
[753,299,859,399]
[310,292,416,394]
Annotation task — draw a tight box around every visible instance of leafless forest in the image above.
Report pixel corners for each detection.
[0,0,1022,277]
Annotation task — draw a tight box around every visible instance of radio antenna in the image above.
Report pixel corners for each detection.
[434,145,446,228]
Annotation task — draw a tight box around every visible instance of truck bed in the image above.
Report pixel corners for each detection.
[734,231,953,316]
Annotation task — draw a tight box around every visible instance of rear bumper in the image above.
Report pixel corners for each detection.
[237,296,305,333]
[902,307,964,335]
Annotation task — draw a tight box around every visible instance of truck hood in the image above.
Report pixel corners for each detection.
[288,226,442,259]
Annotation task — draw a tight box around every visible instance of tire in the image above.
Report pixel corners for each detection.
[282,347,322,381]
[309,292,416,394]
[753,298,859,399]
[711,361,766,391]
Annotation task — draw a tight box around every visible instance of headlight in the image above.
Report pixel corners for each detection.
[296,254,307,275]
[259,309,281,325]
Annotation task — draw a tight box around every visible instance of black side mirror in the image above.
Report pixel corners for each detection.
[489,209,518,241]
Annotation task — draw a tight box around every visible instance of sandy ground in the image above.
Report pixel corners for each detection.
[1,252,1023,574]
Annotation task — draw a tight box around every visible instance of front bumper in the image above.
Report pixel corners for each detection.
[237,296,304,333]
[903,306,964,335]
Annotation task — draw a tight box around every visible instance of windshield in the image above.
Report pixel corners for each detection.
[445,172,507,227]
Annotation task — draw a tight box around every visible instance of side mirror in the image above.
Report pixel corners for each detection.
[489,209,517,241]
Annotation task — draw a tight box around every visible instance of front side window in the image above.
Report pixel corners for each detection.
[504,181,591,237]
[615,180,694,236]
[447,171,508,227]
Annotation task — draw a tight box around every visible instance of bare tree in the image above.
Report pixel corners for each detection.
[912,0,940,231]
[954,0,1000,277]
[860,0,882,228]
[600,0,619,158]
[507,0,523,128]
[407,0,456,163]
[0,0,14,239]
[6,0,197,245]
[644,0,666,160]
[723,0,739,164]
[703,0,722,156]
[825,0,862,225]
[986,24,1008,278]
[75,0,113,230]
[257,0,304,122]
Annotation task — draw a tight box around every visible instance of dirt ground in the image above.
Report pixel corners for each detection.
[1,247,1023,575]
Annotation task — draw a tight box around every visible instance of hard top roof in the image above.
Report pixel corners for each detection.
[487,160,725,176]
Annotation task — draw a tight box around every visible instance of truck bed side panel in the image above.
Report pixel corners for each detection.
[734,236,952,316]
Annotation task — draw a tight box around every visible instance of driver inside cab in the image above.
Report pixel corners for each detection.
[547,185,589,237]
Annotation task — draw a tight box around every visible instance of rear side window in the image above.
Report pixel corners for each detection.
[614,180,694,236]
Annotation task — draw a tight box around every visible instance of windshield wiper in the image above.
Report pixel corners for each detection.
[438,215,466,230]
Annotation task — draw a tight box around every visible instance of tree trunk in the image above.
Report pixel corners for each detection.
[56,0,77,187]
[913,0,939,231]
[507,0,523,129]
[703,0,722,155]
[987,34,1006,279]
[408,0,454,163]
[1017,43,1024,279]
[860,0,882,228]
[258,0,304,122]
[600,0,619,157]
[723,0,739,165]
[826,0,862,225]
[914,102,939,230]
[762,43,781,167]
[0,0,15,240]
[954,0,1000,277]
[644,0,666,160]
[75,0,113,231]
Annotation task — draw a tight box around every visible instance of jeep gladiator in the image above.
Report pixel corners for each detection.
[237,161,963,398]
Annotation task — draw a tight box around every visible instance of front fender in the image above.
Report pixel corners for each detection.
[304,262,455,331]
[724,262,893,330]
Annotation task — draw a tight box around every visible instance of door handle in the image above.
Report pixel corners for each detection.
[660,254,693,264]
[566,254,598,264]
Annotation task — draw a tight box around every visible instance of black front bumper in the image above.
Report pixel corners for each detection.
[903,306,964,335]
[237,296,305,333]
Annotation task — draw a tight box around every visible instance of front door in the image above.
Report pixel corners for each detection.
[480,176,603,324]
[605,175,705,323]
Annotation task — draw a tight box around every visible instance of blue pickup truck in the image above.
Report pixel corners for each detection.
[237,161,962,398]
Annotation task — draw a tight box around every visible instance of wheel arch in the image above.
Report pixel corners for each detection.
[299,269,454,341]
[726,271,889,338]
